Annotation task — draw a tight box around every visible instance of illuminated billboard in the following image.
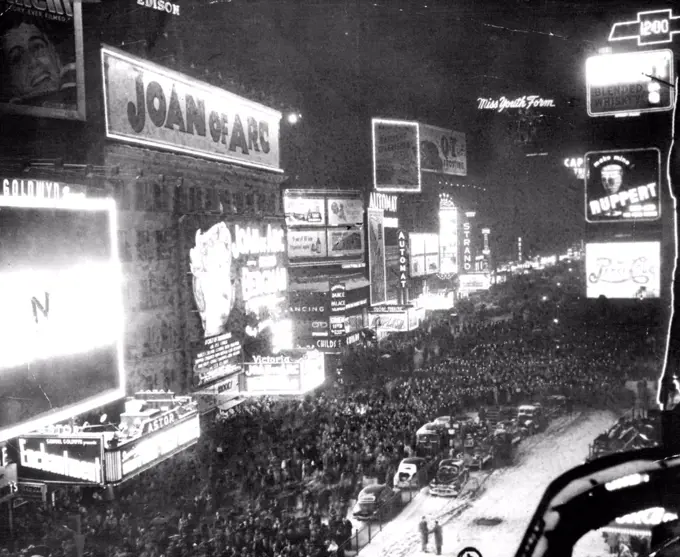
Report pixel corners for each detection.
[18,434,104,485]
[367,209,388,306]
[586,242,660,299]
[243,351,325,395]
[586,50,674,117]
[0,196,124,443]
[585,148,660,223]
[372,119,421,193]
[439,195,458,275]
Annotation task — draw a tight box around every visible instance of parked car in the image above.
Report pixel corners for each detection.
[517,404,547,433]
[352,484,396,521]
[393,457,428,489]
[429,459,470,497]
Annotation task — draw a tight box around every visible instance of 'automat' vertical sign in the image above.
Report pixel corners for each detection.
[397,230,410,292]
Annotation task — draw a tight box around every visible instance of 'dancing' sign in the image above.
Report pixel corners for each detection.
[477,95,555,113]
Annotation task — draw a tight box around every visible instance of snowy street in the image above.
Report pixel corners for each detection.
[355,409,619,557]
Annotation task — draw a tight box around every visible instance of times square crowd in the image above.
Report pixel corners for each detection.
[3,298,662,557]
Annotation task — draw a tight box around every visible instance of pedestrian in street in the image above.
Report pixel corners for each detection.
[419,516,429,552]
[432,520,443,555]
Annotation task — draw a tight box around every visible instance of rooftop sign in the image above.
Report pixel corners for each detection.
[610,9,680,46]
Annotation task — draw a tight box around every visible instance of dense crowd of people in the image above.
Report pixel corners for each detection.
[3,285,663,557]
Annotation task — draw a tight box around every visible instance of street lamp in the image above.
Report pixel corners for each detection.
[286,112,301,125]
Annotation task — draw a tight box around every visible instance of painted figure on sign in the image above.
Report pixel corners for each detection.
[190,222,235,338]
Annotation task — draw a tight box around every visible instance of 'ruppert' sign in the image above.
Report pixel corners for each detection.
[101,46,282,172]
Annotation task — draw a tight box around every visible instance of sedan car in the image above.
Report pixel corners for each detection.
[393,456,428,489]
[429,459,470,497]
[352,484,396,521]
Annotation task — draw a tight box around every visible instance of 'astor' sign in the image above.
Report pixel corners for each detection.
[102,47,282,172]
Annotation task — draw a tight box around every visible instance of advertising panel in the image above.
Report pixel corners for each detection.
[18,434,103,485]
[372,119,421,193]
[190,220,287,339]
[410,256,426,278]
[329,282,347,314]
[109,414,200,482]
[586,242,660,299]
[326,227,364,258]
[586,50,674,117]
[369,307,421,333]
[367,209,388,306]
[326,198,364,226]
[102,47,282,173]
[192,332,242,389]
[439,204,458,275]
[283,196,326,227]
[459,274,491,292]
[409,233,439,277]
[0,2,85,121]
[243,351,325,395]
[288,291,327,318]
[425,254,440,274]
[0,196,124,444]
[418,124,467,176]
[287,229,328,259]
[585,148,660,222]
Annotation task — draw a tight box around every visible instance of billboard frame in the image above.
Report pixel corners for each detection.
[0,195,125,443]
[583,147,662,224]
[372,118,422,194]
[585,49,675,118]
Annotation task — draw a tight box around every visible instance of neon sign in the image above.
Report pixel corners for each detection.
[610,9,680,46]
[477,96,555,112]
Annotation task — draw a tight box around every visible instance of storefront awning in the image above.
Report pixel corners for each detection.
[291,277,370,292]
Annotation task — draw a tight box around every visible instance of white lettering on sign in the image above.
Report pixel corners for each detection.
[316,338,341,349]
[232,224,285,259]
[2,179,66,199]
[290,306,325,313]
[253,355,293,365]
[369,192,398,213]
[121,416,200,477]
[137,0,180,15]
[589,183,657,215]
[144,412,176,434]
[19,439,101,484]
[241,266,287,302]
[1,445,8,468]
[477,95,555,112]
[462,222,472,271]
[588,256,655,286]
[398,230,409,289]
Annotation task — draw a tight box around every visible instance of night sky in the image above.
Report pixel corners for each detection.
[122,0,678,258]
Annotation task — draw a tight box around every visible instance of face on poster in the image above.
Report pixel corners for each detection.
[0,197,124,443]
[372,119,421,193]
[585,148,660,222]
[326,198,364,226]
[0,3,85,120]
[586,242,660,299]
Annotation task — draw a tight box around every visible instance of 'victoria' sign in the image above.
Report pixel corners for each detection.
[101,47,282,173]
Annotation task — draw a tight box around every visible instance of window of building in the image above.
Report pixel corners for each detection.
[134,183,146,212]
[233,191,244,213]
[188,187,197,212]
[118,230,132,261]
[137,230,149,261]
[119,183,133,211]
[245,192,254,212]
[256,193,266,213]
[220,190,232,213]
[196,187,205,211]
[153,182,163,212]
[156,230,165,260]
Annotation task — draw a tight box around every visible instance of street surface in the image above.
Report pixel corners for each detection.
[354,409,619,557]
